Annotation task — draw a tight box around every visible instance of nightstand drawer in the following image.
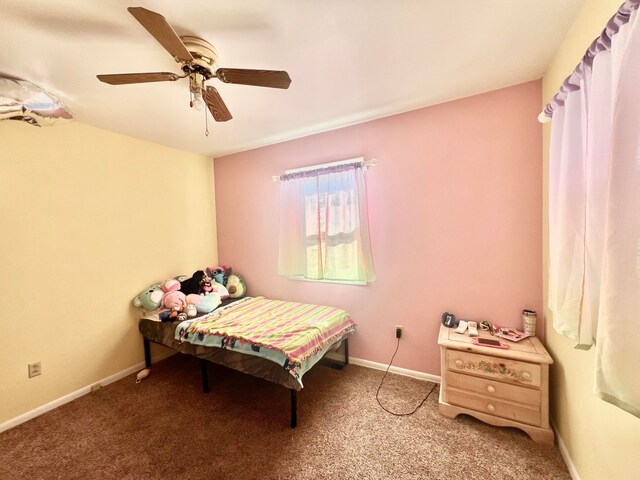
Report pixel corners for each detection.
[447,387,541,426]
[446,371,541,406]
[446,350,541,387]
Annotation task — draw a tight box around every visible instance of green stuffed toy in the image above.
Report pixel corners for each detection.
[133,275,188,311]
[225,273,247,299]
[133,284,164,311]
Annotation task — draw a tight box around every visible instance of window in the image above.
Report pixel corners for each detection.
[277,159,375,284]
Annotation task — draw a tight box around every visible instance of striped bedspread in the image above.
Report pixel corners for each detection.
[176,296,355,385]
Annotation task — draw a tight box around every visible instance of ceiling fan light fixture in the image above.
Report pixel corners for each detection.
[191,90,205,111]
[188,72,206,111]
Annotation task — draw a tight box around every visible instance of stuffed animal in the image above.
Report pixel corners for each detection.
[209,267,224,285]
[180,270,206,295]
[133,272,228,318]
[185,304,198,318]
[133,276,189,312]
[160,278,187,309]
[186,293,221,313]
[159,308,183,322]
[168,304,188,321]
[133,284,164,311]
[158,297,199,321]
[163,290,186,309]
[161,278,181,291]
[136,368,151,383]
[199,273,214,295]
[226,273,247,299]
[211,282,229,300]
[207,265,231,285]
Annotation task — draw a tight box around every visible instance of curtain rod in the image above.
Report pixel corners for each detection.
[272,157,378,182]
[538,0,640,123]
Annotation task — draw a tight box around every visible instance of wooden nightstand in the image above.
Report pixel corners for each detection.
[438,324,554,444]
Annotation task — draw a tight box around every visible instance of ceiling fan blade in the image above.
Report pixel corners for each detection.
[127,7,193,62]
[215,68,291,89]
[97,72,180,85]
[205,86,232,122]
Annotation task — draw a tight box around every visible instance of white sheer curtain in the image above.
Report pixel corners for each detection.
[548,5,640,416]
[595,9,640,417]
[277,163,375,283]
[548,88,588,345]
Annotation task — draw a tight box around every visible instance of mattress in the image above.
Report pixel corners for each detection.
[139,297,353,390]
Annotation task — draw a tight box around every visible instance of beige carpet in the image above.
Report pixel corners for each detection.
[0,354,570,480]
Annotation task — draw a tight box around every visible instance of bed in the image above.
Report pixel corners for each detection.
[138,296,355,428]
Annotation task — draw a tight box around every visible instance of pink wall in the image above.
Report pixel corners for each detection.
[214,80,542,375]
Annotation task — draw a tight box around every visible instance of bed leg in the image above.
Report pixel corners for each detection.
[344,338,349,366]
[321,338,350,370]
[201,360,210,393]
[290,389,297,429]
[143,337,151,368]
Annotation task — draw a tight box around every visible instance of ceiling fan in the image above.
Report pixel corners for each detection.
[97,7,291,124]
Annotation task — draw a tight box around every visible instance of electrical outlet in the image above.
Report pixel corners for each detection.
[28,362,42,378]
[395,325,403,339]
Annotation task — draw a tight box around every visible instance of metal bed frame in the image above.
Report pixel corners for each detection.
[143,336,349,428]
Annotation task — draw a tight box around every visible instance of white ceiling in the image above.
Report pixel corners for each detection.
[1,0,584,158]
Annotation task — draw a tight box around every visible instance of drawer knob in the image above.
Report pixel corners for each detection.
[487,403,496,412]
[522,371,531,381]
[486,385,496,393]
[455,359,464,368]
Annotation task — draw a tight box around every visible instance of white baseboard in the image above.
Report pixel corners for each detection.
[2,351,437,434]
[325,352,441,383]
[0,361,146,434]
[551,420,581,480]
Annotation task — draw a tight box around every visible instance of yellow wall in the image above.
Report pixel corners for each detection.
[0,121,217,425]
[542,1,640,479]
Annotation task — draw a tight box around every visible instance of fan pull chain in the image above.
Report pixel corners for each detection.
[201,78,209,137]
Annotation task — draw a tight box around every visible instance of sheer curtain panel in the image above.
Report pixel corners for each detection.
[277,162,375,284]
[547,1,640,416]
